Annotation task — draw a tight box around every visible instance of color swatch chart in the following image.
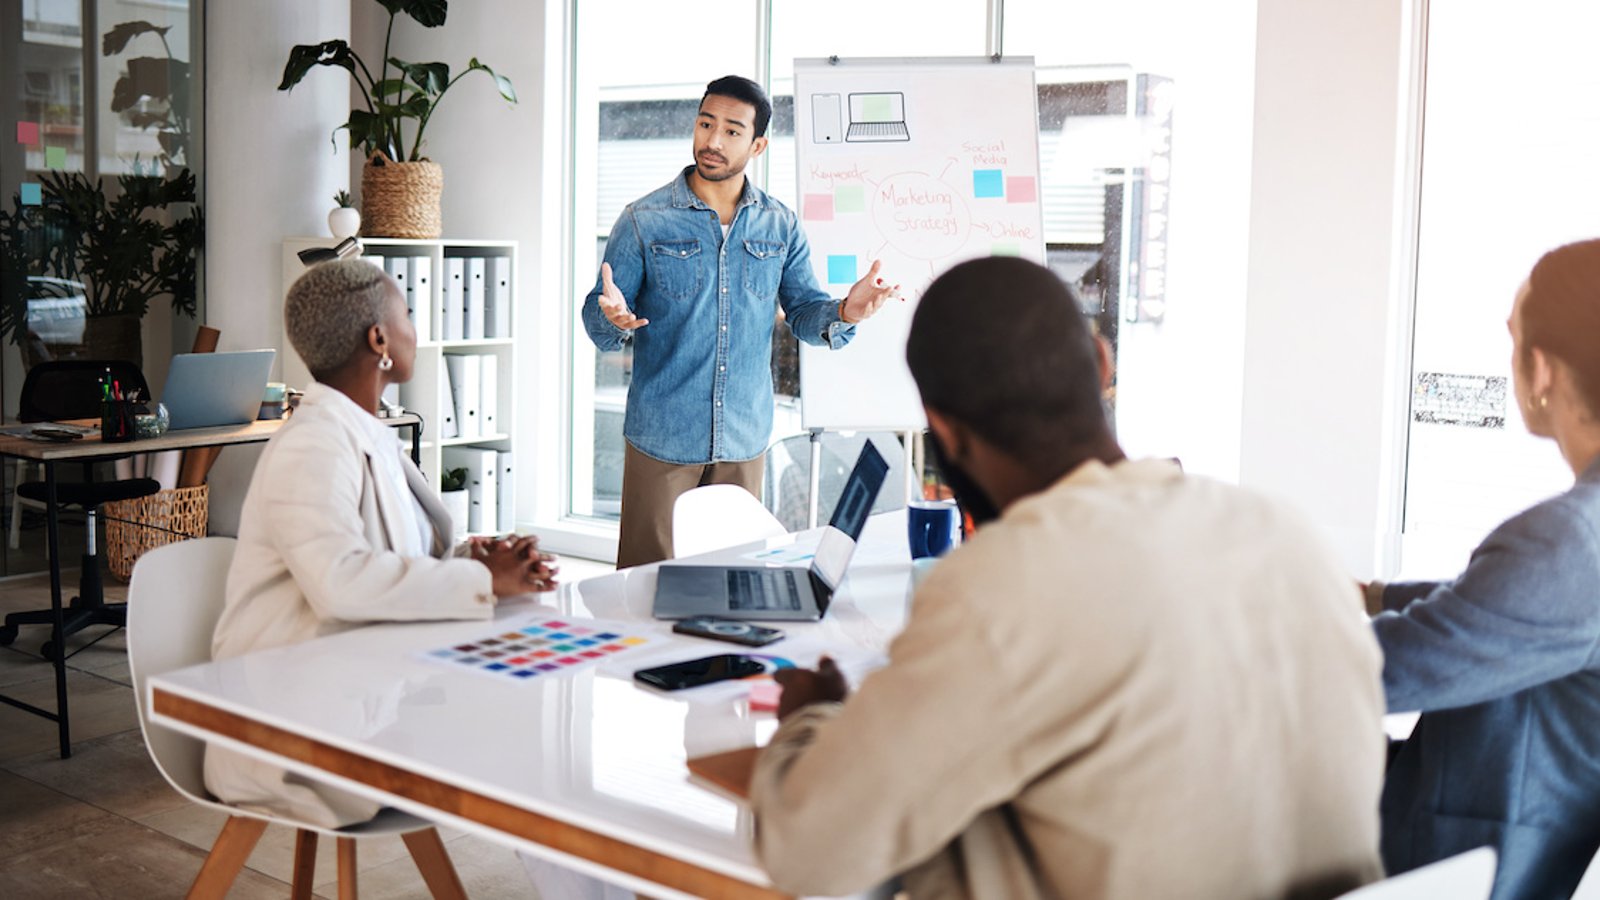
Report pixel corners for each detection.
[421,616,652,683]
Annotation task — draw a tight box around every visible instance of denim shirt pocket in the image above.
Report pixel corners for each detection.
[648,240,703,301]
[742,239,787,298]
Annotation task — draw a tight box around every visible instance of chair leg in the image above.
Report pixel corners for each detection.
[186,815,268,900]
[291,829,319,900]
[337,836,359,900]
[401,828,468,900]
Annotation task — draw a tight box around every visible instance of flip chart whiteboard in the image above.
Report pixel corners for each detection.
[794,56,1045,430]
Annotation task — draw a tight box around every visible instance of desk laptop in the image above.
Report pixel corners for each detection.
[160,350,275,430]
[653,443,889,622]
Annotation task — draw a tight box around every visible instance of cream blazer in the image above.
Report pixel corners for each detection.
[751,459,1387,900]
[204,383,494,828]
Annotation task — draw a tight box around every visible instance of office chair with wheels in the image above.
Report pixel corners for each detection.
[0,360,161,660]
[127,538,467,900]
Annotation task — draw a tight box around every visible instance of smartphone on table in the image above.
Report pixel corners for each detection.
[672,616,784,647]
[634,654,767,691]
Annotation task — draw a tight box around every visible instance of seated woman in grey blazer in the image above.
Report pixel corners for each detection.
[1371,239,1600,898]
[206,258,557,829]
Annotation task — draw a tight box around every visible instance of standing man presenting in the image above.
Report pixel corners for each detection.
[584,75,898,567]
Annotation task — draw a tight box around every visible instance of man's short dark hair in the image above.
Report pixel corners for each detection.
[906,257,1109,465]
[702,75,772,138]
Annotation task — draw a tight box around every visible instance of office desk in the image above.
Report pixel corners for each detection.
[149,513,915,899]
[0,413,422,759]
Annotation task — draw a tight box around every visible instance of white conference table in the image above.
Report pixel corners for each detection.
[148,512,917,900]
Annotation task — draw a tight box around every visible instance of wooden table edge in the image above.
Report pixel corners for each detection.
[151,687,789,900]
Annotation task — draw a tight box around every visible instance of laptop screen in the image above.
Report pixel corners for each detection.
[848,92,905,124]
[811,442,890,589]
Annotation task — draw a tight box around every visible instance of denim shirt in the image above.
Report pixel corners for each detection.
[583,166,855,465]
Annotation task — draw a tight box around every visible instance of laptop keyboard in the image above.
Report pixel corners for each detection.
[846,122,909,140]
[728,569,802,612]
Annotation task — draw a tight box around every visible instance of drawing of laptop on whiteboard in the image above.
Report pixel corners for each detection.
[846,92,910,142]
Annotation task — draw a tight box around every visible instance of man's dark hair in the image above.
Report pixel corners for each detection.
[906,257,1110,467]
[702,75,772,138]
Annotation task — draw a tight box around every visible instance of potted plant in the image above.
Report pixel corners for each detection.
[278,0,516,239]
[0,171,202,368]
[329,190,360,239]
[440,466,470,540]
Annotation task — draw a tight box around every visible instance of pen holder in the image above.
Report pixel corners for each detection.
[100,399,138,443]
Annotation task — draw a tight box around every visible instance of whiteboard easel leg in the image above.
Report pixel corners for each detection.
[807,429,823,529]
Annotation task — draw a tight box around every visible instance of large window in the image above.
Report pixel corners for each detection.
[1398,0,1600,575]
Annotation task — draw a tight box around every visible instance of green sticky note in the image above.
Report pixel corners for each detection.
[862,94,893,122]
[834,185,866,213]
[45,146,66,170]
[991,242,1021,257]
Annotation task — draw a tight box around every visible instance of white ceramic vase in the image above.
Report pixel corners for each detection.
[441,490,471,540]
[328,206,361,239]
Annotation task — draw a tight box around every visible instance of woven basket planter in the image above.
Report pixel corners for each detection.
[360,150,443,239]
[104,484,209,582]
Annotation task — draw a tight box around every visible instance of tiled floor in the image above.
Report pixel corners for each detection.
[0,553,616,899]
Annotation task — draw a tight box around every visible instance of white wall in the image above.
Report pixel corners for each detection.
[203,1,351,535]
[1238,0,1415,576]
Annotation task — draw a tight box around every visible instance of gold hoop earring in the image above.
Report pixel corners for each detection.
[378,350,393,372]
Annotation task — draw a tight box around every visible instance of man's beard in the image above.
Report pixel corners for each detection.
[925,431,1001,527]
[695,151,744,182]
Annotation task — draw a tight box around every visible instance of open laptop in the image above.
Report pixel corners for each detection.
[160,350,276,430]
[653,443,890,622]
[845,92,910,143]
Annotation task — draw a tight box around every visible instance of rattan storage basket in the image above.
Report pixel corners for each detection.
[360,150,443,239]
[104,484,209,582]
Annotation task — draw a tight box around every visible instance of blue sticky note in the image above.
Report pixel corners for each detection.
[973,169,1004,199]
[827,255,857,285]
[20,182,42,206]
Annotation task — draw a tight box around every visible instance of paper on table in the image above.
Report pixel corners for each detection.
[740,544,815,564]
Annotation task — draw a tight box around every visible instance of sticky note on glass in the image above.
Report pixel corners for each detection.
[827,255,857,285]
[20,183,42,206]
[803,193,834,221]
[45,146,66,170]
[16,121,40,145]
[1005,176,1037,204]
[973,170,1004,199]
[991,242,1021,257]
[834,185,866,213]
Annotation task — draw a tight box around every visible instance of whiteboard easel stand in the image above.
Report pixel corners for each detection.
[804,428,922,529]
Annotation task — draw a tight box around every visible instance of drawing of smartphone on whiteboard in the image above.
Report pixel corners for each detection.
[811,93,842,143]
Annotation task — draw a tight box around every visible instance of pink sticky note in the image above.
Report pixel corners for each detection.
[16,121,39,145]
[802,193,834,221]
[1006,176,1037,204]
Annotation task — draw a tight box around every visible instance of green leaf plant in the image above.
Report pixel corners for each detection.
[278,0,516,162]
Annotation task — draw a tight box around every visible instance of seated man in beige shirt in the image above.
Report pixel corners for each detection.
[749,257,1388,900]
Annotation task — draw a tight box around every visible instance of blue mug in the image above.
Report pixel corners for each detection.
[907,500,960,560]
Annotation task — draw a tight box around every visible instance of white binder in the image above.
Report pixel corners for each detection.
[442,256,465,340]
[441,447,497,535]
[488,256,511,338]
[496,450,515,533]
[479,354,499,437]
[466,256,487,339]
[444,354,480,439]
[437,358,458,439]
[408,255,433,343]
[383,257,413,334]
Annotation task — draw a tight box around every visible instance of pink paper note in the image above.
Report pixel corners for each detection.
[16,121,39,145]
[803,193,834,221]
[1006,176,1037,204]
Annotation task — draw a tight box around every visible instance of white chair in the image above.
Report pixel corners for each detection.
[126,537,467,899]
[1336,847,1496,899]
[671,484,787,558]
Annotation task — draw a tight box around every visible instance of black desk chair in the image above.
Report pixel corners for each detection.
[1,360,161,660]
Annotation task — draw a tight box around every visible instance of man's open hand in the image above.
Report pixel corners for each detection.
[597,262,648,330]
